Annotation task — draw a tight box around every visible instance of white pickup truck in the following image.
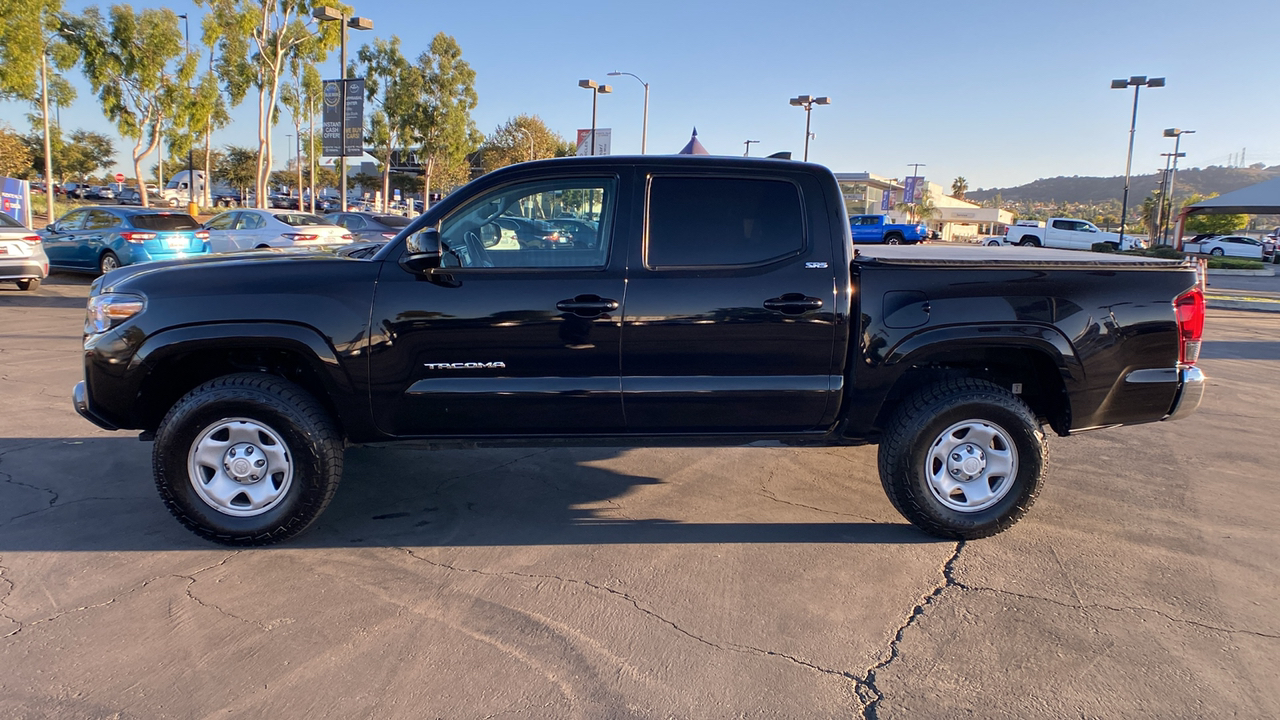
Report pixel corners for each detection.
[1003,218,1145,251]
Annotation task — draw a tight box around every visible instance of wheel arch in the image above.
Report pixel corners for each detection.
[130,322,356,437]
[872,327,1080,437]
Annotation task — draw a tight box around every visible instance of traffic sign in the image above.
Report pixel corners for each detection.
[114,173,125,183]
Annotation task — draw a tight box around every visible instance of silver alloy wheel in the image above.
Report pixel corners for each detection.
[886,236,901,245]
[924,419,1018,513]
[187,417,293,517]
[100,254,119,273]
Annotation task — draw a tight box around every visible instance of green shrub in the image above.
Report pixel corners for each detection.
[1207,257,1266,270]
[1091,242,1116,253]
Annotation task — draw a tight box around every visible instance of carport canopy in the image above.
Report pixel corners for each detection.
[1176,175,1280,248]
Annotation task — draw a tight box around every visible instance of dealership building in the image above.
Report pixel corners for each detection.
[834,172,1014,241]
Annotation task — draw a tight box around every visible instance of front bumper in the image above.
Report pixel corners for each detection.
[73,380,119,431]
[1164,366,1206,422]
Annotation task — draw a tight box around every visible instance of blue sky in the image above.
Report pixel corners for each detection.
[7,0,1278,189]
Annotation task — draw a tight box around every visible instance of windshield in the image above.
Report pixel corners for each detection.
[131,214,201,231]
[0,212,24,228]
[276,213,329,227]
[373,215,412,228]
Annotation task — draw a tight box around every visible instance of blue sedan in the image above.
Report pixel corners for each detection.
[41,206,210,275]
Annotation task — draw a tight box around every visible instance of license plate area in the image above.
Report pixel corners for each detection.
[165,235,188,250]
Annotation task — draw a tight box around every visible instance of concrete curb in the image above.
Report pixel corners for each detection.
[1206,295,1280,313]
[1206,268,1277,277]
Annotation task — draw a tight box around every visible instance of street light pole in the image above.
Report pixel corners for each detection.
[788,95,830,162]
[904,163,926,222]
[1111,75,1165,245]
[743,139,760,157]
[178,13,195,213]
[313,6,373,211]
[607,71,648,154]
[1163,128,1194,245]
[578,79,612,156]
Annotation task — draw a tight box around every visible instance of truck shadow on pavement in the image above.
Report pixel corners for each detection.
[0,437,935,551]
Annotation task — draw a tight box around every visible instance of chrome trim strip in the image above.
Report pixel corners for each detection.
[622,375,835,394]
[1124,368,1179,384]
[406,377,620,396]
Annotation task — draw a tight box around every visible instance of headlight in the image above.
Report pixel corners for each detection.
[86,293,146,335]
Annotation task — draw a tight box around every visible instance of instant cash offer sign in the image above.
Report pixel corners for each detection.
[322,78,365,157]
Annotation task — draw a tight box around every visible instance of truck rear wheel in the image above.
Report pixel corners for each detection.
[1018,236,1040,247]
[878,378,1046,539]
[153,373,343,546]
[885,234,902,245]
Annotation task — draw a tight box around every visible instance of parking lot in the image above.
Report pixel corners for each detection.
[1,274,1277,719]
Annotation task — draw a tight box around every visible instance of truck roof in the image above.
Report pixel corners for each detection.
[854,245,1188,268]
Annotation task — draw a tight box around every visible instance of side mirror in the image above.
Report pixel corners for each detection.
[45,223,56,233]
[400,227,442,273]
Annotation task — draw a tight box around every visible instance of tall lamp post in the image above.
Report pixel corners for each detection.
[1111,75,1165,244]
[313,6,373,211]
[788,95,830,162]
[743,139,760,157]
[905,162,926,222]
[177,13,197,215]
[607,71,648,154]
[578,79,612,156]
[1162,128,1194,244]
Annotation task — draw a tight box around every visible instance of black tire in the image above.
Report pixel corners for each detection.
[885,234,902,245]
[878,378,1047,539]
[16,278,39,291]
[1210,247,1224,256]
[1018,236,1040,247]
[153,373,343,546]
[99,251,120,275]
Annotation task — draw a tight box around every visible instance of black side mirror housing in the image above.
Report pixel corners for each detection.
[400,227,442,273]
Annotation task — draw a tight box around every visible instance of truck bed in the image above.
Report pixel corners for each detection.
[854,245,1186,268]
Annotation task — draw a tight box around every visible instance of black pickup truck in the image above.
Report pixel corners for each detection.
[72,156,1206,545]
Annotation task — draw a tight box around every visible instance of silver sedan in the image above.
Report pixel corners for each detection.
[0,211,49,291]
[202,209,353,253]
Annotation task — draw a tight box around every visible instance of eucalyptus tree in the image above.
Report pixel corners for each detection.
[357,36,423,212]
[198,0,347,207]
[66,5,195,208]
[281,63,322,210]
[0,0,78,220]
[479,115,570,174]
[410,33,479,207]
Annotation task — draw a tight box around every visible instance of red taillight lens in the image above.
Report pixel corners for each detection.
[120,232,157,244]
[195,230,210,239]
[282,233,319,243]
[1174,286,1205,366]
[18,235,42,251]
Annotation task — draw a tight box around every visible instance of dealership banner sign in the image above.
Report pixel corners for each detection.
[903,176,925,203]
[1,177,31,226]
[322,79,366,157]
[575,128,611,156]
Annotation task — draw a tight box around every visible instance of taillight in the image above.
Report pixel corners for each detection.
[1174,286,1205,366]
[120,232,157,244]
[381,232,396,239]
[17,235,42,251]
[195,230,210,239]
[282,233,319,243]
[342,233,354,241]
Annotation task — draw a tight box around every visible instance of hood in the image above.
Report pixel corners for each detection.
[99,247,368,294]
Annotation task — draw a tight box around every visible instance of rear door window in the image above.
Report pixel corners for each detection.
[645,176,805,268]
[276,213,328,227]
[131,214,200,231]
[84,210,119,231]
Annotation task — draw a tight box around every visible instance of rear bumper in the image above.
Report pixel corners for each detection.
[1164,366,1205,422]
[73,380,119,431]
[0,260,47,280]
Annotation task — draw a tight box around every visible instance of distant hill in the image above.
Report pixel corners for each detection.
[968,165,1279,205]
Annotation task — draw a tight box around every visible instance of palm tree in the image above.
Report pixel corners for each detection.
[951,176,968,201]
[895,189,937,224]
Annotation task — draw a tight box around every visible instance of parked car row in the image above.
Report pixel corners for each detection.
[1183,234,1277,263]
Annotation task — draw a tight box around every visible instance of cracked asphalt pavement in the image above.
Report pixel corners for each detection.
[1,275,1277,718]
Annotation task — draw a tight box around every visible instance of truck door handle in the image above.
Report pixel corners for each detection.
[556,295,619,317]
[763,293,824,314]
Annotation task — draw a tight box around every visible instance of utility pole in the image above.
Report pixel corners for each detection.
[179,13,195,215]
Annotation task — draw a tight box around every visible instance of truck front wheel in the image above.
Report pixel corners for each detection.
[878,378,1046,539]
[153,373,343,546]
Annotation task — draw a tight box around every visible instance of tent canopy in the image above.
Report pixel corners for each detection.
[1184,175,1280,215]
[678,127,710,156]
